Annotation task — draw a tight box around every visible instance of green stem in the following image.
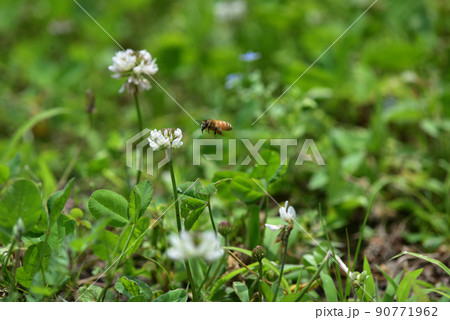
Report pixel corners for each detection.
[198,264,212,299]
[272,235,289,302]
[134,91,143,185]
[168,152,182,233]
[134,91,143,133]
[2,239,14,270]
[167,151,197,301]
[262,195,268,241]
[10,241,21,297]
[184,260,197,301]
[2,239,16,288]
[295,268,304,293]
[36,232,50,286]
[258,261,263,302]
[205,236,228,290]
[207,202,217,234]
[295,255,328,302]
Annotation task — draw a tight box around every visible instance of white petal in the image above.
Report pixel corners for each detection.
[174,128,183,138]
[287,206,296,220]
[279,206,289,223]
[265,224,281,231]
[171,137,182,149]
[167,248,185,261]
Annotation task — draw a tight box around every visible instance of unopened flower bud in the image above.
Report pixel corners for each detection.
[267,269,277,282]
[218,220,233,237]
[350,271,370,288]
[70,208,84,219]
[252,245,266,262]
[13,218,25,240]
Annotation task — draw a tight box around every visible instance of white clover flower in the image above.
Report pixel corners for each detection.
[167,231,224,263]
[148,128,183,151]
[279,201,296,224]
[265,200,297,231]
[214,1,246,22]
[108,49,158,93]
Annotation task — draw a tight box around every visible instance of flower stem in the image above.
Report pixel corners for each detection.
[198,264,212,298]
[295,255,328,302]
[295,267,304,293]
[134,91,143,185]
[207,202,217,234]
[204,235,227,289]
[272,232,290,302]
[168,151,182,233]
[36,232,50,286]
[261,195,268,240]
[167,150,197,301]
[2,239,16,294]
[184,260,198,301]
[258,261,263,302]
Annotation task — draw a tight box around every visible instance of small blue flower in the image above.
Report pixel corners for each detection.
[225,73,243,89]
[240,51,261,62]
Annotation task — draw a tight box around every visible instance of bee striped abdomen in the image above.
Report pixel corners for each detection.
[217,120,232,131]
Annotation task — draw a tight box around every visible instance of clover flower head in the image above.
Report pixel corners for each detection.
[214,1,247,22]
[218,220,233,236]
[167,231,224,263]
[108,49,158,93]
[252,245,266,262]
[240,51,261,62]
[265,200,296,232]
[148,128,183,151]
[279,201,296,224]
[349,270,370,288]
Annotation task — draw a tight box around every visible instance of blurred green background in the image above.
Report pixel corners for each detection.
[0,0,449,256]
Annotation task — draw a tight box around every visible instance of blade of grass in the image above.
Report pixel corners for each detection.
[319,203,343,301]
[390,251,450,276]
[352,189,380,275]
[295,254,329,302]
[2,108,71,162]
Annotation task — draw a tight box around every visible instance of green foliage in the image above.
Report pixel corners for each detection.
[391,251,450,277]
[0,164,9,184]
[128,181,153,224]
[153,289,188,302]
[92,230,119,261]
[0,179,47,241]
[16,242,51,288]
[233,282,249,302]
[320,271,338,302]
[397,269,423,302]
[231,176,265,203]
[47,178,75,228]
[88,190,129,227]
[115,276,152,301]
[0,0,448,303]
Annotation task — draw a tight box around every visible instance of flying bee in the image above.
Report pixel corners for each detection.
[200,119,233,136]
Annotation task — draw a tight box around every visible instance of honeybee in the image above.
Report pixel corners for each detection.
[201,119,233,135]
